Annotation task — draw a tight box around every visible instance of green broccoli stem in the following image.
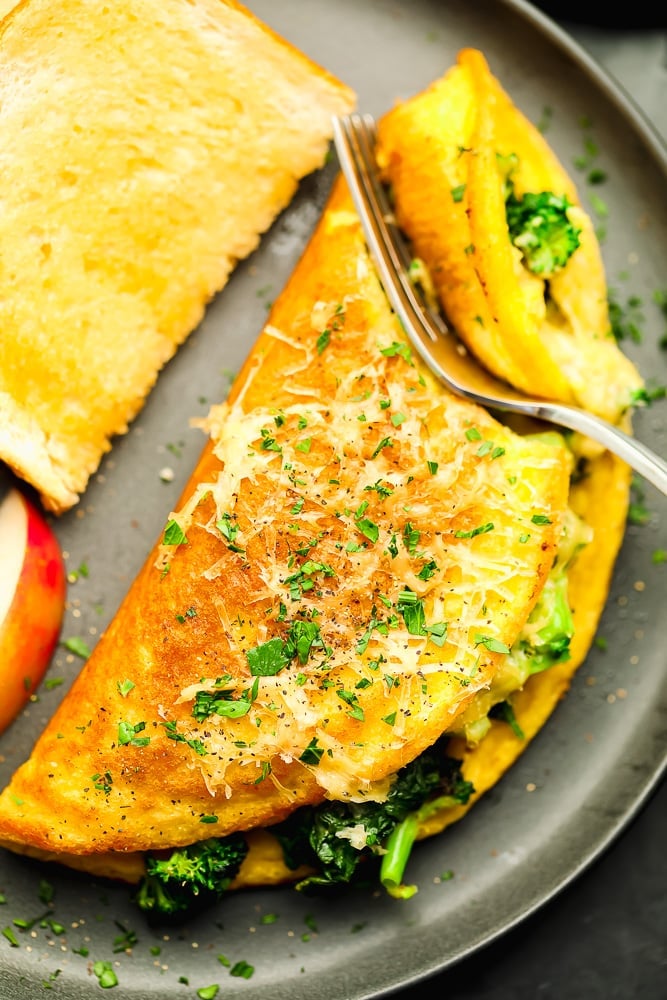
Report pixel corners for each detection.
[380,793,464,899]
[536,574,573,647]
[380,812,420,899]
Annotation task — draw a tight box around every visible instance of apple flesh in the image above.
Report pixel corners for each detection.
[0,487,67,734]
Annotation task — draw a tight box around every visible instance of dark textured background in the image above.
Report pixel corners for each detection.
[394,781,666,998]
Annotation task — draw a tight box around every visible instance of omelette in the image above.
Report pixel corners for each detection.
[0,50,636,911]
[375,48,643,423]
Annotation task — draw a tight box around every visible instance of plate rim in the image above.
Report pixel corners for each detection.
[0,2,665,998]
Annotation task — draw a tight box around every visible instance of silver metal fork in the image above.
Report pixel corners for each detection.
[331,113,667,496]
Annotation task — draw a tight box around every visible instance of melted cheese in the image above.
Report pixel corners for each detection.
[153,265,570,803]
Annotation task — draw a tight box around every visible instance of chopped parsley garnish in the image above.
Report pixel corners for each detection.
[62,636,92,659]
[299,738,324,766]
[246,619,328,676]
[285,560,335,600]
[175,606,197,624]
[230,961,254,980]
[608,289,644,343]
[337,688,364,721]
[355,610,389,654]
[417,558,439,581]
[380,342,413,365]
[92,961,118,988]
[397,589,425,635]
[259,427,282,453]
[162,721,208,754]
[402,522,420,555]
[316,303,345,354]
[454,522,494,539]
[118,720,150,747]
[91,771,113,795]
[355,513,380,544]
[474,634,510,655]
[316,328,331,354]
[163,519,188,546]
[246,637,291,676]
[2,927,19,947]
[396,589,448,645]
[364,479,394,498]
[371,436,393,460]
[588,192,608,219]
[191,678,258,721]
[216,513,244,552]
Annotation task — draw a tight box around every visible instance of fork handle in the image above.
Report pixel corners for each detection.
[519,400,667,496]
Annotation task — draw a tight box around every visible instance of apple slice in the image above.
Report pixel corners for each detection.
[0,486,67,734]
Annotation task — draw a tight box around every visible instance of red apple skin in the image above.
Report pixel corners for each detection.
[0,488,67,734]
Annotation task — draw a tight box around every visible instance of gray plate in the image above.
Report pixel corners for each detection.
[1,1,665,998]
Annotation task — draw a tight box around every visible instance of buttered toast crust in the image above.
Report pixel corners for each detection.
[0,0,354,513]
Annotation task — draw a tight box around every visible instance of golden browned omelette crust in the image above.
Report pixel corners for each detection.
[0,175,571,858]
[0,0,355,513]
[14,450,626,890]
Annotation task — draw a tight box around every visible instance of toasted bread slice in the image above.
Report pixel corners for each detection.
[375,48,643,422]
[0,0,355,513]
[0,174,573,865]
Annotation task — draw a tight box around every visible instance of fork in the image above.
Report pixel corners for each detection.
[331,113,667,496]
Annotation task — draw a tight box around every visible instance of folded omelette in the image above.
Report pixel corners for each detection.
[0,50,635,912]
[375,48,643,423]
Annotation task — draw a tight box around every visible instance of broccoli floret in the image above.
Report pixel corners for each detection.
[505,185,582,276]
[488,699,525,740]
[379,756,474,899]
[512,572,574,678]
[135,834,248,919]
[271,747,473,897]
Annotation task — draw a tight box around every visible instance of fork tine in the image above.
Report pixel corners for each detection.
[332,114,473,376]
[332,115,563,406]
[348,115,415,275]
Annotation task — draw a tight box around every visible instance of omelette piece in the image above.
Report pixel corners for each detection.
[233,448,632,890]
[375,47,643,422]
[0,174,572,863]
[0,0,355,514]
[38,442,624,895]
[417,447,632,840]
